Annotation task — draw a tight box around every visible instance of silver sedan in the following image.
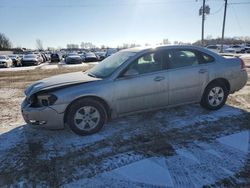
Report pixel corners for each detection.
[21,45,248,135]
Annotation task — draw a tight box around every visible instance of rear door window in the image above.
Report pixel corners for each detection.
[165,49,199,69]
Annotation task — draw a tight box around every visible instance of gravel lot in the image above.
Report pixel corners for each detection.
[0,60,249,187]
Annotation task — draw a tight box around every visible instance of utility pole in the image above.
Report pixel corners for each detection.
[199,0,210,46]
[220,0,228,52]
[201,0,206,46]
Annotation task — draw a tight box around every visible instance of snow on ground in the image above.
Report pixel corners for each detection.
[0,102,249,187]
[0,104,244,159]
[66,157,174,187]
[65,130,250,187]
[240,54,250,59]
[217,131,250,153]
[241,54,250,67]
[0,61,96,72]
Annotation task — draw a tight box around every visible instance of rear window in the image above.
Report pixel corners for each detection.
[207,45,218,49]
[68,56,81,59]
[51,54,58,57]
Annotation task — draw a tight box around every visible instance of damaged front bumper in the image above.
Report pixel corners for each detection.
[21,98,65,129]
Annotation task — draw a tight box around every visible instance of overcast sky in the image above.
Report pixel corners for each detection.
[0,0,250,49]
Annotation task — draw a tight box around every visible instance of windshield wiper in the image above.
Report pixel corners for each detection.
[87,72,97,78]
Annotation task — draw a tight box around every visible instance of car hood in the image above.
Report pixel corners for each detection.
[0,59,8,62]
[25,71,100,97]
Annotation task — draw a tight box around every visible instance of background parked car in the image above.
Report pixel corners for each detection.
[65,54,82,64]
[245,47,250,53]
[45,53,50,61]
[95,51,106,61]
[224,48,237,54]
[33,52,44,63]
[206,45,221,53]
[50,53,61,63]
[18,54,24,59]
[106,48,118,57]
[41,53,47,62]
[21,54,41,66]
[226,45,245,53]
[0,55,13,68]
[206,45,230,53]
[84,52,98,62]
[8,54,22,67]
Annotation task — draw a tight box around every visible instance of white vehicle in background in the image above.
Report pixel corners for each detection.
[21,54,41,66]
[34,52,45,62]
[8,54,22,67]
[224,48,237,54]
[0,55,13,68]
[206,45,229,53]
[206,45,221,53]
[225,45,245,54]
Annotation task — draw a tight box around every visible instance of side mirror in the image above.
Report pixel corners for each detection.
[123,68,139,77]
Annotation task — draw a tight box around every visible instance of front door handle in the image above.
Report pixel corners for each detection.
[154,76,165,82]
[199,69,207,74]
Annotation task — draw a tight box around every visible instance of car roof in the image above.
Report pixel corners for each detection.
[123,45,211,52]
[122,45,223,60]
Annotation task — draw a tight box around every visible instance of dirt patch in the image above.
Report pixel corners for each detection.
[0,65,93,90]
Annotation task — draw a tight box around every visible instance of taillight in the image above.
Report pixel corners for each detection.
[240,58,246,70]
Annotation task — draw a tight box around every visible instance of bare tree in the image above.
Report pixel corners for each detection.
[162,38,170,45]
[36,39,43,50]
[0,33,12,49]
[81,42,95,49]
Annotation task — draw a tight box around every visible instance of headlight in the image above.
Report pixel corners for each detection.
[37,93,57,107]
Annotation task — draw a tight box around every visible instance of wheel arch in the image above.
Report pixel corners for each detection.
[63,95,111,123]
[202,77,230,97]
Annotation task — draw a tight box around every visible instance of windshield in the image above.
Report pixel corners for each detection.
[24,55,36,58]
[67,55,81,59]
[0,56,6,59]
[88,51,136,78]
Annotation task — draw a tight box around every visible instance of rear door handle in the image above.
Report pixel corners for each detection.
[199,69,207,74]
[154,76,165,82]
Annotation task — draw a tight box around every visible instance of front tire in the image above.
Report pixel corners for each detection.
[200,82,229,110]
[66,98,107,136]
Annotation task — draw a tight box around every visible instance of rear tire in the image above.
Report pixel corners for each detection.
[200,82,229,110]
[66,98,107,136]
